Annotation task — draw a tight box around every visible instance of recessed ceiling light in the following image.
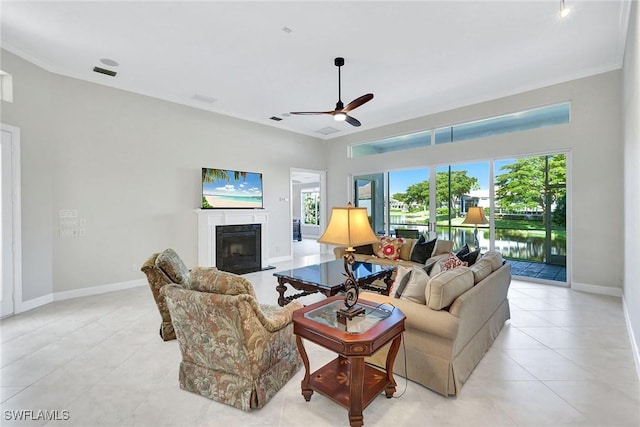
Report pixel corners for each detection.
[100,58,119,67]
[282,26,292,34]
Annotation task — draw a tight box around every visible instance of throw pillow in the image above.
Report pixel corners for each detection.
[410,235,437,264]
[389,265,412,298]
[459,248,480,267]
[456,244,470,258]
[433,240,455,256]
[375,236,404,260]
[399,267,430,304]
[354,244,374,255]
[442,252,467,271]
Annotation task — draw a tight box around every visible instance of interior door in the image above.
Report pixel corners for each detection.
[1,129,14,317]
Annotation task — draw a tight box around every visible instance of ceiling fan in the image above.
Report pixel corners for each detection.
[290,57,373,127]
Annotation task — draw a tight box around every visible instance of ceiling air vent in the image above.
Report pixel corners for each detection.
[269,116,283,121]
[93,66,117,77]
[315,126,341,136]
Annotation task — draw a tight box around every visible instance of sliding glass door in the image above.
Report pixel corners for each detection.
[434,162,490,251]
[494,154,567,269]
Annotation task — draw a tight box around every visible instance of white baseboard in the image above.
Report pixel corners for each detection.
[268,255,291,264]
[53,279,147,302]
[622,296,640,381]
[17,293,53,314]
[15,279,147,314]
[571,281,623,297]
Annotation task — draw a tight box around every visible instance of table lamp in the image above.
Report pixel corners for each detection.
[318,202,379,321]
[462,206,489,249]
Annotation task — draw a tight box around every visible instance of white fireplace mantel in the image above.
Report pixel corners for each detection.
[194,209,271,269]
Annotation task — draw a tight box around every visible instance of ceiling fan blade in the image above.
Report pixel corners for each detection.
[290,111,334,115]
[343,93,374,113]
[344,114,361,127]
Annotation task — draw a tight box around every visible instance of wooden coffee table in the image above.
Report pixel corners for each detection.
[273,260,395,307]
[293,296,405,427]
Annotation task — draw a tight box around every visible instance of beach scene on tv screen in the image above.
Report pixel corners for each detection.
[202,168,263,208]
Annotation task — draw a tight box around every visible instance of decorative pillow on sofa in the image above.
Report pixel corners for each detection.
[456,244,470,258]
[375,236,405,260]
[399,267,430,304]
[390,265,412,298]
[410,235,437,264]
[433,239,455,256]
[459,248,480,267]
[442,253,468,271]
[426,267,474,310]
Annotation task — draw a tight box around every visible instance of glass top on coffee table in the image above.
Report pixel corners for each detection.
[273,260,396,307]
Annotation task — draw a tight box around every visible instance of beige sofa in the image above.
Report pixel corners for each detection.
[359,250,511,396]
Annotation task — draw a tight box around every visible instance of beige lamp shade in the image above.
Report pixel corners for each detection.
[317,204,378,249]
[462,206,489,225]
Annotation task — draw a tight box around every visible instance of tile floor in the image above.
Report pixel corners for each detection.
[1,249,638,426]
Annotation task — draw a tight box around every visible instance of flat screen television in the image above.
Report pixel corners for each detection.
[202,168,263,209]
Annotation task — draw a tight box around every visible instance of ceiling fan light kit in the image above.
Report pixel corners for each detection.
[290,57,373,127]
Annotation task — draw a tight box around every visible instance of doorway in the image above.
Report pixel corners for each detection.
[1,124,21,317]
[291,169,326,259]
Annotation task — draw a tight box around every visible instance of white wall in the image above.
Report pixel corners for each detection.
[623,0,640,367]
[325,70,624,293]
[0,49,326,303]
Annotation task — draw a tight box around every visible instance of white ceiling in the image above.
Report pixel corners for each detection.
[0,1,631,140]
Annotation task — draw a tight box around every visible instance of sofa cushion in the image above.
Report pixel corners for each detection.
[156,248,190,285]
[376,236,405,260]
[470,258,493,283]
[459,248,481,267]
[410,235,437,264]
[399,267,430,304]
[482,251,504,271]
[442,253,467,271]
[426,267,474,310]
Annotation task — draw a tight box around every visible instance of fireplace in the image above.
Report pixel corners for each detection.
[216,224,262,274]
[194,209,270,270]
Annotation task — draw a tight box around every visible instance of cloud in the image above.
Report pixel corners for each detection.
[216,184,236,192]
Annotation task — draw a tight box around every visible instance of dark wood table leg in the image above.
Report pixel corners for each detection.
[382,270,395,295]
[384,335,402,398]
[296,336,313,401]
[349,356,365,427]
[276,278,288,307]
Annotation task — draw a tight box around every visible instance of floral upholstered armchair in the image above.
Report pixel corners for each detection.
[160,268,303,411]
[141,248,195,341]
